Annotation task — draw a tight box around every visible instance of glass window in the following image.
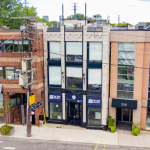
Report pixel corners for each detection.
[9,93,17,107]
[50,42,61,60]
[14,41,22,52]
[147,101,150,128]
[89,42,102,62]
[50,102,62,120]
[0,93,3,108]
[88,69,102,91]
[88,107,101,126]
[66,42,82,62]
[14,67,21,79]
[16,93,23,105]
[49,66,61,87]
[23,40,29,52]
[66,67,82,89]
[0,67,3,79]
[117,43,135,99]
[6,67,14,79]
[4,40,13,52]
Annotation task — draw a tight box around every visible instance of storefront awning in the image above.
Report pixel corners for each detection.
[48,93,61,102]
[112,98,137,109]
[0,84,2,93]
[65,93,83,103]
[87,97,101,107]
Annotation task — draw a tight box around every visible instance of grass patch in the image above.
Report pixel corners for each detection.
[0,125,13,135]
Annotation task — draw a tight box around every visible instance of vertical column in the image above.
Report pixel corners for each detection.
[43,26,49,117]
[83,25,87,124]
[61,26,65,120]
[3,92,9,124]
[101,25,110,126]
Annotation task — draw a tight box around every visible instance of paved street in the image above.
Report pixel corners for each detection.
[0,136,149,150]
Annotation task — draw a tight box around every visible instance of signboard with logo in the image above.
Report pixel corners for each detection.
[48,93,61,102]
[65,93,83,103]
[87,97,101,107]
[112,98,137,109]
[29,95,35,106]
[31,100,43,111]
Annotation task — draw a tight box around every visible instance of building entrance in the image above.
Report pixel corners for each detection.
[67,102,83,126]
[116,108,133,131]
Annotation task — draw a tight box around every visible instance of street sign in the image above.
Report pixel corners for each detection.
[31,100,42,111]
[29,95,35,106]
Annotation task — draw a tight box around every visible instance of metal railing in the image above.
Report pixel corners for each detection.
[87,27,103,32]
[65,27,82,32]
[47,28,60,32]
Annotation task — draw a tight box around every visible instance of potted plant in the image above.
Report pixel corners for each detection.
[0,101,14,135]
[131,121,142,136]
[57,108,62,119]
[72,85,76,88]
[107,115,117,133]
[51,112,58,119]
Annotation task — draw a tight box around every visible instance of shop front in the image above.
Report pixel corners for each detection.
[48,93,62,123]
[112,98,137,131]
[86,96,101,129]
[65,93,83,126]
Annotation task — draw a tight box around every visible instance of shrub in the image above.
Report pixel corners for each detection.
[0,125,13,135]
[108,125,116,133]
[132,127,140,136]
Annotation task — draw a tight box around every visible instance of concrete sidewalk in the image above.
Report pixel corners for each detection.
[0,123,150,148]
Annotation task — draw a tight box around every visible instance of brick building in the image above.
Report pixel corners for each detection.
[109,30,150,130]
[0,29,44,125]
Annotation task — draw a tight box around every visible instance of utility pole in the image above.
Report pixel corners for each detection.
[11,16,38,137]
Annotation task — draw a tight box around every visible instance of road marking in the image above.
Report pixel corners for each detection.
[3,147,15,150]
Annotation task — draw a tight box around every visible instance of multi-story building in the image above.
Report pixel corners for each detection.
[109,30,150,130]
[38,24,110,129]
[0,29,44,125]
[43,16,49,22]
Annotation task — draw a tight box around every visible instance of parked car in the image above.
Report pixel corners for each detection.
[123,83,134,91]
[92,84,101,90]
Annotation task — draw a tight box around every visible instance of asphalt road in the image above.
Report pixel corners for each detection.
[0,136,149,150]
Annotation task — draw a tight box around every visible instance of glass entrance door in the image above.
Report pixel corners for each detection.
[67,102,83,126]
[122,108,130,122]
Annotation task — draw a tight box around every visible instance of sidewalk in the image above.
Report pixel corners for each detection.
[0,123,150,148]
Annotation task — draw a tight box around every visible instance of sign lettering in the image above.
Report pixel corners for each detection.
[121,103,127,106]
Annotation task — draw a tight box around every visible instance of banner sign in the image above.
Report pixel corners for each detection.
[65,93,83,103]
[29,95,35,106]
[31,100,43,111]
[48,93,61,102]
[87,97,101,107]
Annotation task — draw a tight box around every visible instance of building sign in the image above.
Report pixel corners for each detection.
[112,98,137,109]
[48,93,61,102]
[65,93,83,103]
[31,100,43,111]
[87,97,101,107]
[29,95,35,106]
[21,104,25,124]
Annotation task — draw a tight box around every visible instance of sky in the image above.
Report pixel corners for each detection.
[21,0,150,25]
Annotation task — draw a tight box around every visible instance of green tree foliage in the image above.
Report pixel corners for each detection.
[0,0,51,29]
[117,22,133,26]
[71,13,85,19]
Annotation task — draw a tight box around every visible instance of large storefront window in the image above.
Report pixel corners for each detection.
[117,43,136,99]
[88,107,101,126]
[49,42,61,61]
[88,69,101,91]
[66,67,82,89]
[49,102,62,120]
[49,66,61,87]
[88,42,102,62]
[66,42,82,62]
[146,101,150,128]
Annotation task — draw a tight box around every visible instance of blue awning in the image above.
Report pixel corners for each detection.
[65,93,83,103]
[48,93,61,102]
[87,97,101,107]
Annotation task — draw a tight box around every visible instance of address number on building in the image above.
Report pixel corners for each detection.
[31,100,43,111]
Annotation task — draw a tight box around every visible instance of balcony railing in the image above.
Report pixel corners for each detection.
[87,27,103,32]
[65,27,82,32]
[47,28,60,32]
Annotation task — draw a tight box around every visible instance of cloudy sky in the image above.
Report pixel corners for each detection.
[21,0,150,25]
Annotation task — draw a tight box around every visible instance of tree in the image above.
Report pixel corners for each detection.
[0,0,51,29]
[71,13,85,19]
[117,22,133,26]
